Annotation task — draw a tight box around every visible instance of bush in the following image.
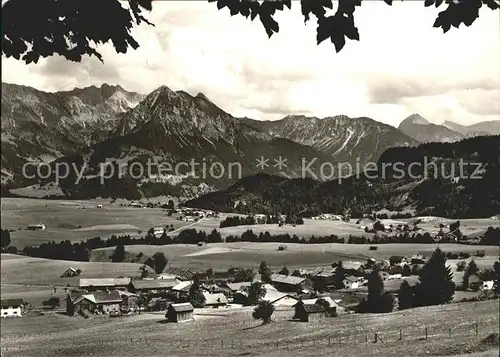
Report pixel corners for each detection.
[456,261,467,272]
[252,300,275,324]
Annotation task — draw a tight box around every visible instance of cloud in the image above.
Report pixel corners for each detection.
[455,89,500,116]
[1,1,499,128]
[366,76,500,104]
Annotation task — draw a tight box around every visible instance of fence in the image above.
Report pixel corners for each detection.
[0,321,491,353]
[1,299,498,354]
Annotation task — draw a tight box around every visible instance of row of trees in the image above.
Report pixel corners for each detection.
[18,222,499,262]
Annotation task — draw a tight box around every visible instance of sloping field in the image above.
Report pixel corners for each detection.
[1,300,498,357]
[92,242,499,271]
[1,254,145,286]
[0,198,188,248]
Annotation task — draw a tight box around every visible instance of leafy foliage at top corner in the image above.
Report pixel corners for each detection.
[2,0,499,64]
[2,0,154,64]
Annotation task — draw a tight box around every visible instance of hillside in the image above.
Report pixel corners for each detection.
[241,115,418,165]
[186,135,500,218]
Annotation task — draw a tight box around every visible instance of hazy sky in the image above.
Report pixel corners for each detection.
[2,1,499,126]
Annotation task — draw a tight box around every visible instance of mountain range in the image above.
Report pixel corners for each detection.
[398,114,499,143]
[1,82,499,201]
[1,83,144,184]
[186,135,500,218]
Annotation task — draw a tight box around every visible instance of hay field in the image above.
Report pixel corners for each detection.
[0,198,189,248]
[1,300,498,357]
[92,242,499,271]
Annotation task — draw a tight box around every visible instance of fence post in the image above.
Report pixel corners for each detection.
[365,335,368,346]
[399,329,403,340]
[374,333,378,343]
[328,337,331,346]
[475,323,478,335]
[425,327,428,340]
[276,341,279,349]
[231,340,234,349]
[449,328,452,338]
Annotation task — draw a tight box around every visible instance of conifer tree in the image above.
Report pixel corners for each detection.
[398,280,414,310]
[334,261,346,289]
[259,261,272,284]
[415,248,455,306]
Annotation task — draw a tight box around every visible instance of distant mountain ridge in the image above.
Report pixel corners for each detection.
[4,82,498,202]
[398,114,464,143]
[398,114,499,143]
[1,82,144,184]
[186,135,500,219]
[24,85,330,200]
[442,120,500,137]
[241,115,418,165]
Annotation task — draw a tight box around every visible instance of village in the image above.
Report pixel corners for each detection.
[2,247,496,324]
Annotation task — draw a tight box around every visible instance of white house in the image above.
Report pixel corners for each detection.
[152,227,165,237]
[481,281,494,291]
[1,299,24,318]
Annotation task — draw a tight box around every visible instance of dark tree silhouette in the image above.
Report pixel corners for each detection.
[0,229,11,248]
[334,261,346,289]
[151,252,168,274]
[462,259,479,289]
[206,268,214,281]
[189,274,206,308]
[398,280,414,310]
[247,281,267,305]
[111,243,125,262]
[493,261,500,294]
[252,300,275,325]
[402,264,412,277]
[279,266,289,276]
[259,261,272,284]
[3,0,498,64]
[415,248,455,306]
[357,269,394,313]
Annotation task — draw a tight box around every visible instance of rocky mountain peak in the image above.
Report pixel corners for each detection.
[400,113,430,126]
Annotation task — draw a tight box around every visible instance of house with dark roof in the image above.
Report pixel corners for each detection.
[166,303,194,322]
[389,256,406,266]
[66,290,124,316]
[224,282,251,294]
[410,254,426,265]
[130,278,180,294]
[293,302,326,322]
[311,267,337,286]
[1,299,25,318]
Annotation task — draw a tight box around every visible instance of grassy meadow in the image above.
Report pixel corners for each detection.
[0,300,498,357]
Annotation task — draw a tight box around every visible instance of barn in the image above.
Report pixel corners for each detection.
[79,278,131,291]
[60,268,80,278]
[166,303,194,323]
[293,302,325,322]
[66,290,123,316]
[130,278,180,294]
